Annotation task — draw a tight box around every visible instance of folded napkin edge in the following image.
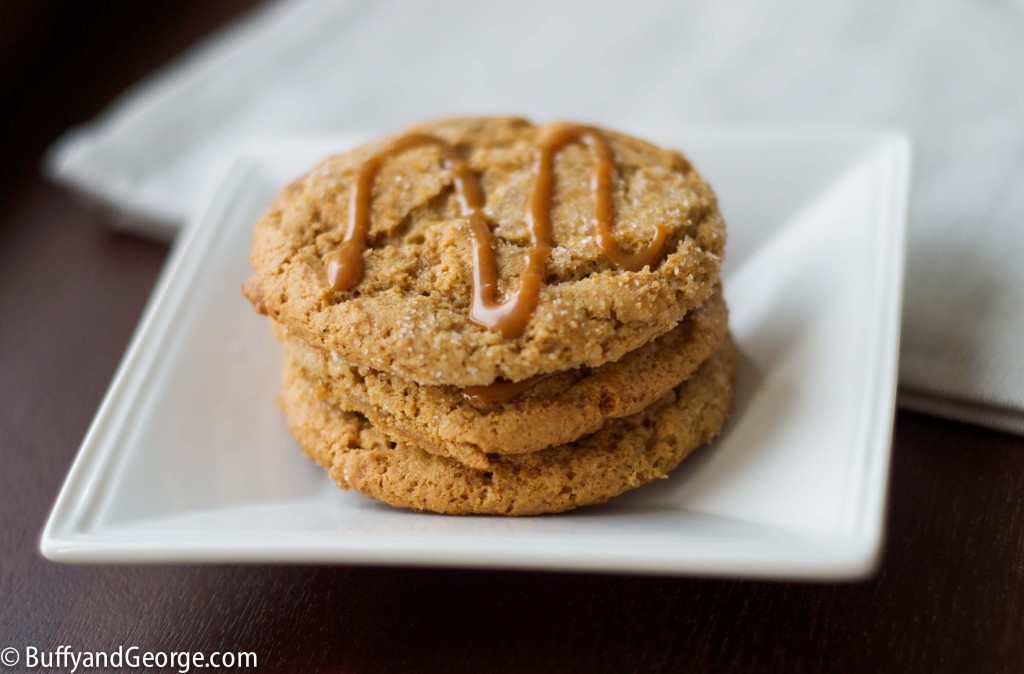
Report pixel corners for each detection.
[899,388,1024,436]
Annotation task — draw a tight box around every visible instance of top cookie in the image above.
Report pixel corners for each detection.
[246,117,725,386]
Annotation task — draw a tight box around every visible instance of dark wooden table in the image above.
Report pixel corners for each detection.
[3,2,1023,672]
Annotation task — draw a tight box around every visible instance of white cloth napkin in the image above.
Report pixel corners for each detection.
[45,0,1024,435]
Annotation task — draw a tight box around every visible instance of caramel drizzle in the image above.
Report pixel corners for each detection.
[325,124,668,339]
[462,373,554,405]
[531,125,668,273]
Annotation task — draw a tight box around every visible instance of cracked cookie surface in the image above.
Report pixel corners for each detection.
[246,116,725,386]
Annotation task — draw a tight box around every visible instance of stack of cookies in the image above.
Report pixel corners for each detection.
[243,117,733,515]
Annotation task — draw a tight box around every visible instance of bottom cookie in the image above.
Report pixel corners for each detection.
[281,339,735,516]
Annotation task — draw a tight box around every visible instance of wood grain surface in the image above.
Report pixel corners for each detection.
[2,2,1023,672]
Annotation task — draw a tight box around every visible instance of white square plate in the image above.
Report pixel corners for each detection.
[42,128,911,578]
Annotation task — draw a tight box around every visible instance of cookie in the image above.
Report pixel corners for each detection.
[282,288,728,468]
[246,116,725,386]
[281,338,735,516]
